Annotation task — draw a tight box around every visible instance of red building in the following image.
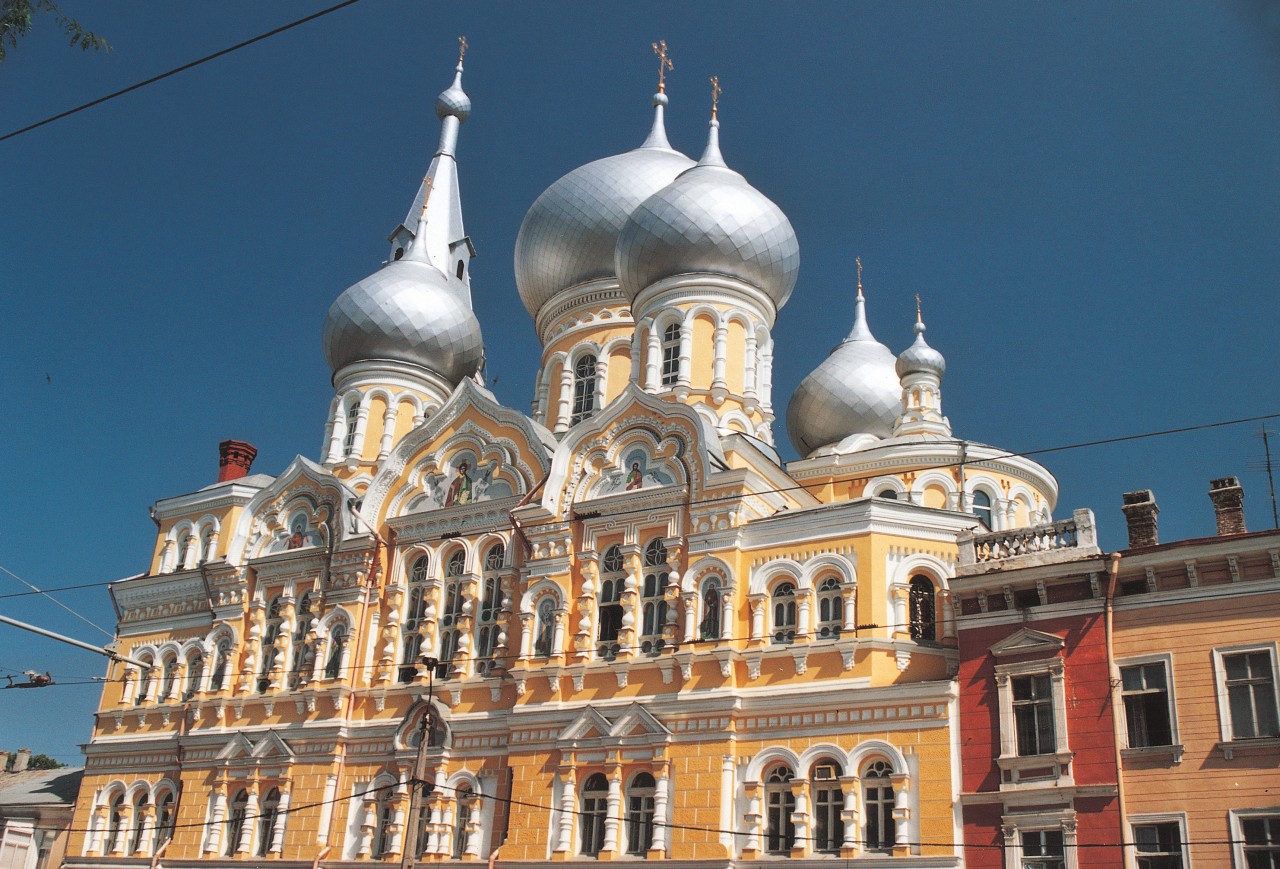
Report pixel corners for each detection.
[952,509,1122,869]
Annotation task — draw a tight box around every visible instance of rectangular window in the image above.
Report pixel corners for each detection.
[1122,662,1174,747]
[1020,829,1065,869]
[1133,821,1183,869]
[1242,815,1280,868]
[1013,674,1056,756]
[1223,651,1280,739]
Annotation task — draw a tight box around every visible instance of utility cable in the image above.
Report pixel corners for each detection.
[0,564,114,639]
[0,0,362,144]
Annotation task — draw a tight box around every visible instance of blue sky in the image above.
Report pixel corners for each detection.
[2,1,1278,764]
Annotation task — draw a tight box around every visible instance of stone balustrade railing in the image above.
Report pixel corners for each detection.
[956,508,1099,576]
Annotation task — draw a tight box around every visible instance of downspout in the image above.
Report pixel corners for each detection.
[1105,552,1129,867]
[313,844,331,869]
[509,472,549,557]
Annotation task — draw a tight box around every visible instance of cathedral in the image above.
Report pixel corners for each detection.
[67,46,1060,868]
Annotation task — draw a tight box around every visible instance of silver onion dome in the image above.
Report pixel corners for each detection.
[514,92,694,319]
[896,318,946,378]
[787,293,902,456]
[322,257,484,383]
[615,118,799,308]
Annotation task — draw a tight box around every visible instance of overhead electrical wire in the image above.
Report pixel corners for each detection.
[0,0,362,144]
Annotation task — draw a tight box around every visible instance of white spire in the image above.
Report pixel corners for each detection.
[640,91,675,150]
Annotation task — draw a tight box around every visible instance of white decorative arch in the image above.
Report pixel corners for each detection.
[474,534,510,568]
[716,408,754,436]
[520,579,564,614]
[745,746,802,782]
[909,470,959,507]
[750,558,805,595]
[684,556,734,594]
[847,740,908,775]
[801,554,856,587]
[797,743,850,775]
[891,553,952,591]
[866,474,908,500]
[124,779,151,802]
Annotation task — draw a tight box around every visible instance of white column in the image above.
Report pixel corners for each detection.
[555,364,574,432]
[205,791,227,854]
[891,774,910,849]
[721,591,734,641]
[270,790,290,854]
[792,785,809,855]
[842,582,858,632]
[759,340,775,410]
[109,806,129,855]
[324,401,346,464]
[378,403,399,459]
[652,771,671,854]
[677,311,694,389]
[711,323,728,392]
[749,595,765,640]
[840,779,858,852]
[645,321,660,391]
[602,774,622,853]
[797,590,812,640]
[594,356,609,411]
[425,802,444,856]
[533,367,551,424]
[519,612,534,659]
[349,398,371,459]
[237,790,258,854]
[744,331,758,402]
[463,796,482,857]
[682,591,697,643]
[317,775,338,846]
[555,776,575,853]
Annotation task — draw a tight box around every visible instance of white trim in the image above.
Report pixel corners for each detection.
[1116,652,1180,749]
[1229,807,1280,869]
[1128,812,1188,869]
[1212,642,1280,742]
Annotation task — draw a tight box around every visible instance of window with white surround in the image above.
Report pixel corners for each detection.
[1231,810,1280,869]
[580,774,608,856]
[991,629,1072,786]
[1214,643,1280,742]
[639,538,669,655]
[1130,814,1187,869]
[862,760,895,853]
[1019,830,1064,868]
[660,322,681,386]
[771,581,797,644]
[999,811,1079,869]
[437,550,466,679]
[810,759,844,853]
[570,354,597,425]
[1013,673,1056,756]
[763,765,795,854]
[1119,655,1178,749]
[625,772,656,855]
[401,554,430,683]
[597,546,624,659]
[815,576,842,639]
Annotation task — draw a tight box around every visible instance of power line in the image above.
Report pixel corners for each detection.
[0,0,362,144]
[0,564,113,639]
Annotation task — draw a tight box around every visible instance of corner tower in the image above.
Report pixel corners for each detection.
[615,78,799,444]
[320,42,484,479]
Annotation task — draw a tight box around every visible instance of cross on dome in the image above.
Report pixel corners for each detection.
[710,74,723,119]
[652,40,673,93]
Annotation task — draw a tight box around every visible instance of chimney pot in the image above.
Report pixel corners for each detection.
[1209,476,1247,536]
[13,748,31,772]
[1121,489,1159,548]
[217,440,258,483]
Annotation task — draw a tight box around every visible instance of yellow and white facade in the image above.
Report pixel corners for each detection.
[67,52,1059,869]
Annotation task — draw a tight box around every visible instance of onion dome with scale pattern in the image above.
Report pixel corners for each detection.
[323,61,484,385]
[513,92,694,320]
[895,315,946,380]
[787,288,902,456]
[615,115,799,309]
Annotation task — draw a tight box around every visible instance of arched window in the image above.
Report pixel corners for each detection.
[876,488,898,500]
[597,545,625,659]
[437,550,466,679]
[106,792,125,852]
[289,593,315,689]
[154,790,176,853]
[372,785,395,858]
[625,772,656,855]
[771,582,798,645]
[178,534,195,570]
[810,759,844,853]
[135,656,155,705]
[159,655,178,701]
[183,651,203,700]
[908,575,936,642]
[700,577,723,641]
[452,784,473,858]
[580,774,608,856]
[225,789,248,856]
[862,760,895,852]
[343,402,360,455]
[258,596,284,693]
[257,788,280,857]
[476,544,504,675]
[973,489,994,530]
[456,260,466,280]
[209,639,231,693]
[535,598,556,658]
[199,528,215,565]
[412,780,434,858]
[816,576,843,639]
[660,322,681,386]
[129,790,147,854]
[764,766,796,854]
[571,354,598,425]
[401,554,430,683]
[325,623,348,680]
[640,539,669,655]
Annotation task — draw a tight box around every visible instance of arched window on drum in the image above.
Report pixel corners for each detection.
[401,554,430,683]
[640,539,669,655]
[771,581,797,645]
[815,576,843,639]
[700,576,723,641]
[908,575,937,642]
[437,550,466,679]
[475,543,504,674]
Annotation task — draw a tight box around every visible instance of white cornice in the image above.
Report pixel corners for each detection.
[153,480,269,520]
[740,498,974,550]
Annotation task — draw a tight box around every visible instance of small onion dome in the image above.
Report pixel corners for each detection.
[514,92,693,319]
[615,117,799,308]
[896,318,946,379]
[435,64,471,122]
[786,293,901,456]
[323,251,484,384]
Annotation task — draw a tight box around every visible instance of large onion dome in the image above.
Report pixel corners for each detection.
[787,291,901,456]
[322,61,484,385]
[514,93,693,319]
[615,117,799,308]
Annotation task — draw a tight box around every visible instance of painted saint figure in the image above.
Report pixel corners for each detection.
[445,461,473,506]
[625,461,643,491]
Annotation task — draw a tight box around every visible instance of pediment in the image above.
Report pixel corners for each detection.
[215,730,295,761]
[228,456,357,563]
[215,733,255,760]
[989,627,1065,659]
[559,706,614,742]
[251,730,295,758]
[609,703,670,739]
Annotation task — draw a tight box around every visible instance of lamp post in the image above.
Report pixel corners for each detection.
[401,656,439,869]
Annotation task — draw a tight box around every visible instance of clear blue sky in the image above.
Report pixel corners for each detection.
[2,1,1278,764]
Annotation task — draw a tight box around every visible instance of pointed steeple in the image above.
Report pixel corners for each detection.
[388,37,476,305]
[844,257,877,343]
[640,40,676,150]
[894,295,950,439]
[696,76,729,168]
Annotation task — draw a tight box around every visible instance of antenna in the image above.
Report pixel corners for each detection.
[1259,425,1279,529]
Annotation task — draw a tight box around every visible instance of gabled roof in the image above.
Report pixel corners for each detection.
[989,627,1065,658]
[0,768,83,808]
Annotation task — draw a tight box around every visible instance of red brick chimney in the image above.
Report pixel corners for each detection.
[1209,476,1246,536]
[217,440,258,483]
[1121,489,1159,548]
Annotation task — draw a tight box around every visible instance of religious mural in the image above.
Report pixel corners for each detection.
[594,447,676,497]
[265,514,324,554]
[406,449,514,512]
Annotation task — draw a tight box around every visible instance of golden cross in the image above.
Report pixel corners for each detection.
[915,293,923,324]
[457,35,468,65]
[419,174,435,219]
[710,75,722,119]
[652,40,673,93]
[855,256,863,298]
